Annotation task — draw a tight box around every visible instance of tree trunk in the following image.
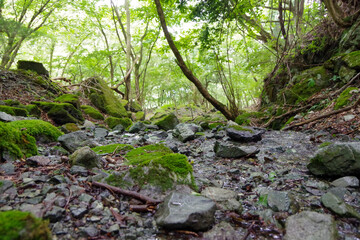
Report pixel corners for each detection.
[322,0,360,28]
[154,0,235,120]
[125,0,131,101]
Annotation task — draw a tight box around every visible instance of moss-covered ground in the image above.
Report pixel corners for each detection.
[54,94,80,109]
[0,210,52,240]
[91,143,134,155]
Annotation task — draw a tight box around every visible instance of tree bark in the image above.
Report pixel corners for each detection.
[322,0,360,28]
[125,0,131,101]
[154,0,235,120]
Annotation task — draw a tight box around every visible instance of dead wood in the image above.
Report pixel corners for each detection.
[92,181,162,205]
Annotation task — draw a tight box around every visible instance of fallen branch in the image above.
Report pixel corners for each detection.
[283,97,360,130]
[92,181,162,205]
[129,204,155,212]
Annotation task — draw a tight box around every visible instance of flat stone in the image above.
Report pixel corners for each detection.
[19,203,43,218]
[203,221,245,240]
[0,180,14,193]
[226,126,265,142]
[173,123,202,142]
[344,114,355,121]
[321,192,360,219]
[58,131,89,153]
[284,211,337,240]
[214,141,258,158]
[44,206,66,222]
[267,190,291,212]
[94,128,108,139]
[0,111,16,122]
[70,165,88,176]
[81,225,99,237]
[201,187,242,213]
[331,176,359,188]
[155,191,216,231]
[70,206,88,218]
[26,155,51,166]
[0,162,15,175]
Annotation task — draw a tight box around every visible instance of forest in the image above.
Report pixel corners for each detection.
[0,0,360,239]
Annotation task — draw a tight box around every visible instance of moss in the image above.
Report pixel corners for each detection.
[209,122,224,129]
[105,117,132,129]
[0,210,52,240]
[127,101,142,112]
[8,120,63,142]
[0,105,28,116]
[319,142,333,148]
[32,101,55,112]
[229,125,254,133]
[105,172,132,188]
[342,50,360,69]
[54,94,80,109]
[91,144,134,155]
[24,105,41,118]
[3,99,20,106]
[153,113,179,130]
[334,87,358,110]
[125,144,173,165]
[61,123,80,133]
[283,116,295,127]
[134,111,145,121]
[33,102,84,125]
[0,121,38,159]
[120,99,128,107]
[81,105,104,120]
[235,111,264,126]
[196,132,205,136]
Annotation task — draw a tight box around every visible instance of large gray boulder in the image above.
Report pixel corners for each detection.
[214,141,258,158]
[321,192,360,219]
[58,131,93,153]
[284,211,337,240]
[226,126,265,142]
[307,143,360,177]
[173,123,202,142]
[155,192,216,231]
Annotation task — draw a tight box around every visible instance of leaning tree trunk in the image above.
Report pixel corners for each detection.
[125,0,131,101]
[154,0,236,120]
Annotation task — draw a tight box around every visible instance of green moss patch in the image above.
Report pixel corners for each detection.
[61,123,80,133]
[54,94,80,109]
[235,111,264,126]
[153,113,179,130]
[0,121,38,159]
[125,144,173,165]
[81,105,104,120]
[91,144,134,155]
[319,142,333,148]
[334,87,358,110]
[209,122,224,129]
[105,117,132,129]
[0,210,52,240]
[134,111,145,121]
[8,120,63,142]
[342,50,360,69]
[229,125,254,133]
[0,105,28,116]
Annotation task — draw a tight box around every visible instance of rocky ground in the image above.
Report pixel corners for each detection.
[1,120,359,240]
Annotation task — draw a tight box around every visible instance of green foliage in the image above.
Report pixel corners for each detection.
[81,105,104,120]
[91,144,134,155]
[0,210,52,240]
[0,121,38,160]
[334,87,358,110]
[258,194,268,206]
[105,117,132,129]
[8,120,63,142]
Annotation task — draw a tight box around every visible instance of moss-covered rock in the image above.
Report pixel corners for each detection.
[17,60,49,77]
[2,99,21,106]
[80,105,104,120]
[0,122,38,160]
[153,113,179,131]
[235,111,265,126]
[33,101,84,125]
[91,143,134,155]
[134,111,145,121]
[69,146,99,169]
[126,101,142,112]
[105,117,132,129]
[24,105,41,118]
[0,210,52,240]
[0,105,28,117]
[54,94,80,109]
[8,120,63,143]
[106,144,196,191]
[282,66,332,104]
[342,50,360,69]
[61,123,80,133]
[84,77,128,118]
[334,87,359,110]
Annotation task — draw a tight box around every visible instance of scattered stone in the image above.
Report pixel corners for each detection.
[203,221,244,240]
[214,141,258,158]
[201,187,242,213]
[129,121,146,133]
[284,211,337,240]
[344,114,355,121]
[82,120,96,129]
[70,165,88,176]
[308,142,360,177]
[331,176,359,188]
[44,206,65,222]
[69,146,100,169]
[0,180,14,192]
[267,190,291,212]
[81,225,99,237]
[0,162,15,175]
[321,192,360,219]
[0,111,16,122]
[19,203,44,218]
[113,124,125,132]
[226,126,265,142]
[26,155,51,166]
[58,131,89,153]
[70,206,88,218]
[94,128,108,139]
[173,123,202,142]
[155,192,216,231]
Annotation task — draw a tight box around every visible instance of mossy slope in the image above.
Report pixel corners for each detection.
[81,105,104,120]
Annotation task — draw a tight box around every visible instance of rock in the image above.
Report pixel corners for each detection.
[201,187,242,213]
[69,146,100,169]
[44,206,66,222]
[113,124,125,132]
[58,131,90,153]
[226,126,265,142]
[61,123,80,133]
[284,211,337,240]
[129,121,146,133]
[321,192,360,219]
[82,120,96,129]
[173,123,202,142]
[203,221,244,240]
[17,60,49,76]
[94,128,108,139]
[308,142,360,177]
[70,165,88,176]
[26,155,51,166]
[0,162,15,175]
[331,176,359,188]
[214,141,259,158]
[70,206,88,218]
[0,111,16,122]
[81,225,99,237]
[267,190,291,212]
[153,113,179,131]
[105,117,132,129]
[155,192,216,231]
[0,180,14,193]
[344,114,356,121]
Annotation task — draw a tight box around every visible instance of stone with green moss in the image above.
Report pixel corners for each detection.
[153,113,179,131]
[61,123,80,133]
[3,99,21,106]
[134,111,145,121]
[105,117,132,129]
[106,144,196,191]
[0,121,38,160]
[334,87,358,110]
[126,101,142,112]
[342,50,360,69]
[235,111,264,126]
[339,66,357,82]
[54,94,80,109]
[91,143,134,155]
[8,120,63,143]
[84,77,128,118]
[24,105,41,118]
[0,210,52,240]
[80,105,104,120]
[0,105,28,117]
[209,122,225,129]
